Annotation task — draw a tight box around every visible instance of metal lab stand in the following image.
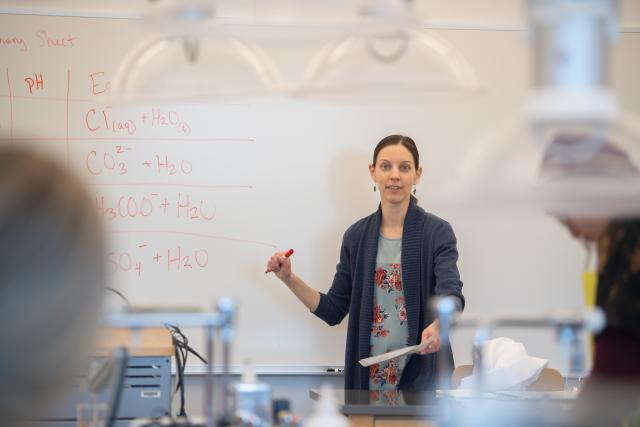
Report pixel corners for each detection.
[436,297,605,390]
[102,298,235,427]
[434,297,605,427]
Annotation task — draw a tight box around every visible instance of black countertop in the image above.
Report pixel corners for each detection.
[309,389,438,417]
[309,389,579,421]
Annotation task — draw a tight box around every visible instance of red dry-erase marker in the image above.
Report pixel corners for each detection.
[265,249,295,274]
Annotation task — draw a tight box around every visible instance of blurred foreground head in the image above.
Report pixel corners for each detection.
[0,145,106,425]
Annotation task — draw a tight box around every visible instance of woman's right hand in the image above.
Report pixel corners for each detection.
[265,251,320,312]
[266,251,292,282]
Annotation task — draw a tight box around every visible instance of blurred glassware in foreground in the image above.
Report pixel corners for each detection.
[447,111,640,218]
[439,0,640,218]
[298,0,481,102]
[109,0,480,103]
[109,0,283,104]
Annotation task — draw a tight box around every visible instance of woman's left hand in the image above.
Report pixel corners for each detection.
[418,320,441,355]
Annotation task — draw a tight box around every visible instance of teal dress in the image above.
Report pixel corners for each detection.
[369,235,408,404]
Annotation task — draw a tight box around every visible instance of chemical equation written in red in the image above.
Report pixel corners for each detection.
[108,244,210,277]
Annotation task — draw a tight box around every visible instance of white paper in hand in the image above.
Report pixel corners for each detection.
[358,337,434,367]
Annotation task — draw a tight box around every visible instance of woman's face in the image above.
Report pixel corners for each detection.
[369,144,422,207]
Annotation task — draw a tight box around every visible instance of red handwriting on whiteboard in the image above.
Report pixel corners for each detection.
[85,147,196,177]
[94,193,216,222]
[0,36,28,52]
[141,155,193,176]
[86,147,131,176]
[107,251,143,276]
[23,73,44,94]
[161,246,209,272]
[89,71,110,95]
[82,106,192,136]
[107,245,209,277]
[140,108,191,134]
[85,107,137,135]
[35,30,77,48]
[176,193,216,221]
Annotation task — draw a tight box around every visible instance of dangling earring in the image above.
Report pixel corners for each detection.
[373,185,377,192]
[412,185,417,195]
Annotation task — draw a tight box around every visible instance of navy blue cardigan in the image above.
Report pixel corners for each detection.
[313,199,465,391]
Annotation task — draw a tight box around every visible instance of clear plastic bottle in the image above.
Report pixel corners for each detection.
[232,361,272,426]
[305,384,350,427]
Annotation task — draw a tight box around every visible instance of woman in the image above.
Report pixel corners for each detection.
[541,138,640,380]
[540,137,640,425]
[266,135,465,395]
[565,218,640,376]
[561,218,640,426]
[0,146,106,426]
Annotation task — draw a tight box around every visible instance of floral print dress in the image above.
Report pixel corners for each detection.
[369,235,408,405]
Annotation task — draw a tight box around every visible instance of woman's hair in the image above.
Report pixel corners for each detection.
[0,145,106,425]
[372,134,420,169]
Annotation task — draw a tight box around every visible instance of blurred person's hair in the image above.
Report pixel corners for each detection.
[0,145,106,425]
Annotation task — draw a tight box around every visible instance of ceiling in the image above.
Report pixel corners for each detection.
[0,0,638,30]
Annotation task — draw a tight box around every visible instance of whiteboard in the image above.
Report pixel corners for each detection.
[1,13,639,371]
